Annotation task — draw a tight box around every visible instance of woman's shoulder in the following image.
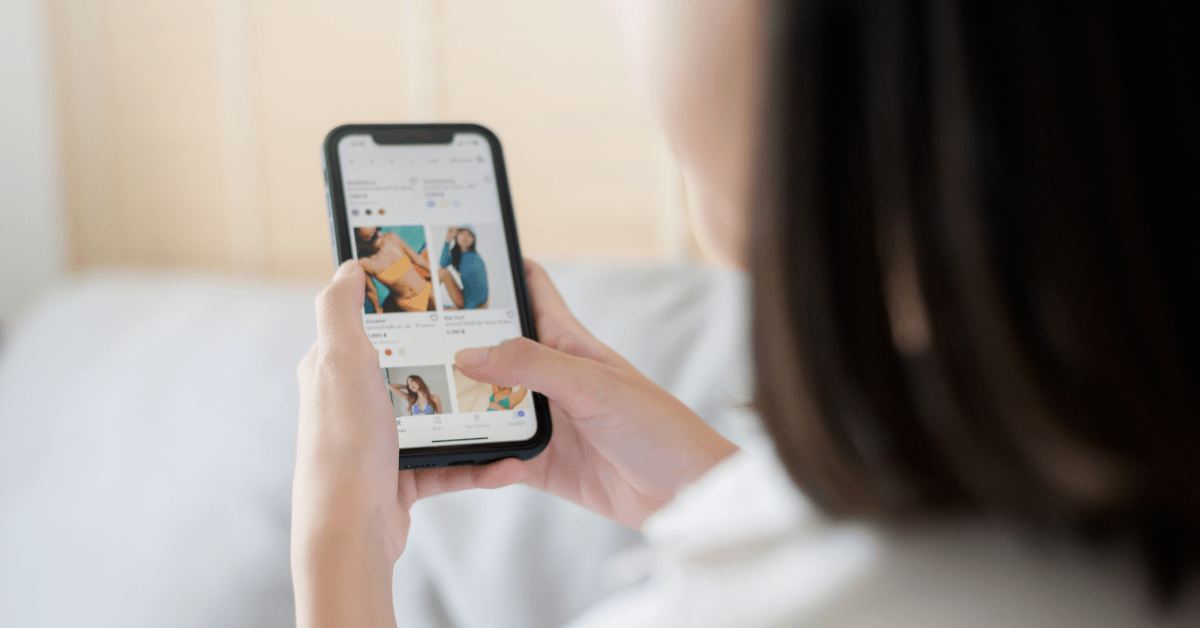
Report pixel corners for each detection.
[568,449,1199,628]
[567,450,869,627]
[358,256,382,273]
[812,522,1197,628]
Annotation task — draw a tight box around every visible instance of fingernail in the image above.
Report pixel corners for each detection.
[455,347,489,367]
[334,260,356,278]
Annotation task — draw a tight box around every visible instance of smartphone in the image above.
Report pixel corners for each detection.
[322,124,551,469]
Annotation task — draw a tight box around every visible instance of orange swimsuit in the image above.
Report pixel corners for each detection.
[376,254,432,311]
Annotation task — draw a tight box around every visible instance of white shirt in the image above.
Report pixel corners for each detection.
[568,450,1200,628]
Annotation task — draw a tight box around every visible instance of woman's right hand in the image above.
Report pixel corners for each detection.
[445,227,458,242]
[454,261,739,529]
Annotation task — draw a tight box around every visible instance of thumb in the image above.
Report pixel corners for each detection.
[454,337,612,417]
[523,259,622,365]
[315,260,372,360]
[407,457,529,503]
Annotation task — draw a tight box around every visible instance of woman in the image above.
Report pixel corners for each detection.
[387,375,443,416]
[486,384,528,412]
[293,1,1199,626]
[438,226,489,309]
[355,226,435,313]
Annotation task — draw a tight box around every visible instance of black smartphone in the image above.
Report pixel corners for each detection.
[322,123,551,469]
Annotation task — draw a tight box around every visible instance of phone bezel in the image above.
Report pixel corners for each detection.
[322,123,552,469]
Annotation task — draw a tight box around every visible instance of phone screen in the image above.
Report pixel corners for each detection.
[334,132,538,449]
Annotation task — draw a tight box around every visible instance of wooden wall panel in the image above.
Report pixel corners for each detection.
[45,0,122,270]
[45,0,685,281]
[438,0,665,258]
[249,0,411,279]
[105,0,233,270]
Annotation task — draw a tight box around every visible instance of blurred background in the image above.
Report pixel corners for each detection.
[1,0,709,329]
[1,3,755,626]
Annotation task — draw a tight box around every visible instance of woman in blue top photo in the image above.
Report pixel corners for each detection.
[438,226,489,309]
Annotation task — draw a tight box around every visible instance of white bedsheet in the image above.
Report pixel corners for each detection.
[0,263,755,627]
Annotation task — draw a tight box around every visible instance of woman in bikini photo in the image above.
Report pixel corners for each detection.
[354,226,436,313]
[486,384,527,412]
[451,365,530,413]
[386,375,443,416]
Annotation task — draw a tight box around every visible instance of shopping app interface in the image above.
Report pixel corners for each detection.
[337,133,536,448]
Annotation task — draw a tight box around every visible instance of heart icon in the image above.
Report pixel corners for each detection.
[506,311,515,318]
[430,314,438,321]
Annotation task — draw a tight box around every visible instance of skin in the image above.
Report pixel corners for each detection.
[385,377,443,415]
[456,228,475,251]
[355,227,434,312]
[293,3,763,625]
[487,384,528,411]
[660,0,762,268]
[294,265,527,627]
[294,260,739,626]
[409,377,444,415]
[437,227,483,310]
[608,0,763,267]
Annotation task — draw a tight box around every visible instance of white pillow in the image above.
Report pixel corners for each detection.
[0,264,754,628]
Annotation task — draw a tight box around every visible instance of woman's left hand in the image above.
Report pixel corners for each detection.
[291,260,527,628]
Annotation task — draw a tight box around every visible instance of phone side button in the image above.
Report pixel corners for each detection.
[325,188,339,265]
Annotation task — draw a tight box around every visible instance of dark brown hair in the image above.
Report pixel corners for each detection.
[751,0,1199,599]
[354,227,380,256]
[404,375,432,407]
[449,227,477,272]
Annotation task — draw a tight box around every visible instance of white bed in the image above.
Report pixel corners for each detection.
[0,263,758,627]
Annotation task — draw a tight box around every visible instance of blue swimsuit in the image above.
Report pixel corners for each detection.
[440,243,489,309]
